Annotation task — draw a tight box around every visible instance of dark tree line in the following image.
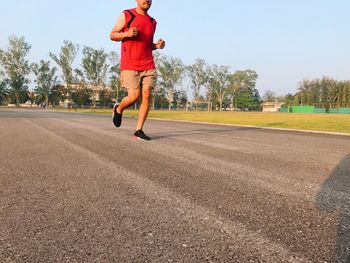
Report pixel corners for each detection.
[294,78,350,107]
[262,78,350,109]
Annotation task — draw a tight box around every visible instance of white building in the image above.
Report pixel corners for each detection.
[262,102,284,112]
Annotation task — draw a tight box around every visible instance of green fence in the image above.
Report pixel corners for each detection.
[279,106,350,114]
[288,106,314,113]
[318,107,350,114]
[313,108,327,113]
[279,107,288,113]
[339,108,350,114]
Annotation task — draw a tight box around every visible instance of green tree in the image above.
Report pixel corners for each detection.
[153,92,169,109]
[173,90,188,109]
[295,77,350,107]
[338,81,348,106]
[71,88,92,107]
[229,71,244,110]
[262,90,277,102]
[0,80,9,105]
[229,70,258,111]
[49,84,66,106]
[208,65,230,111]
[283,93,294,106]
[50,41,79,106]
[0,36,31,106]
[31,60,58,106]
[187,58,208,110]
[81,47,109,107]
[72,68,93,107]
[109,51,124,103]
[250,88,262,110]
[342,81,350,106]
[156,54,185,109]
[98,89,113,106]
[319,77,329,105]
[298,79,318,105]
[0,70,8,104]
[235,90,261,111]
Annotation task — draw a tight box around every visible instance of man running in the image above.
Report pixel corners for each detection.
[110,0,165,141]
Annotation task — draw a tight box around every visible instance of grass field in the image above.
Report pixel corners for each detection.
[55,108,350,135]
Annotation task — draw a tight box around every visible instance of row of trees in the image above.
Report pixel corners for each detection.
[262,78,350,108]
[157,56,261,111]
[0,36,121,108]
[2,36,349,111]
[295,78,350,107]
[0,35,263,111]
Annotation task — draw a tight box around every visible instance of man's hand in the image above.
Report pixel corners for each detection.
[125,27,138,38]
[110,13,138,42]
[155,39,166,49]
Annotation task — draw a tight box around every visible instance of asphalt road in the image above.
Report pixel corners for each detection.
[1,108,350,262]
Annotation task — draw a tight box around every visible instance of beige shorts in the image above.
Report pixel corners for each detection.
[121,69,156,90]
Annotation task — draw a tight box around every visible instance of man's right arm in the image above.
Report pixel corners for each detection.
[110,13,138,42]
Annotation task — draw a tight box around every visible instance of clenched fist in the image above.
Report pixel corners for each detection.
[126,26,138,38]
[155,38,166,49]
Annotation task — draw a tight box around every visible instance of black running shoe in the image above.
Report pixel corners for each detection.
[134,130,151,141]
[112,104,122,127]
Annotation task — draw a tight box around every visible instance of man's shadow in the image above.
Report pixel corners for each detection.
[316,154,350,262]
[150,126,259,140]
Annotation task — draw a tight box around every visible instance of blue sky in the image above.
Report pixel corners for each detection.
[1,0,349,96]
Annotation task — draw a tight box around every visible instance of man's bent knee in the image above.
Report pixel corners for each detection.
[142,87,152,100]
[126,89,140,102]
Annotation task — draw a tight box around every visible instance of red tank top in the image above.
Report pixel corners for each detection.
[121,9,157,71]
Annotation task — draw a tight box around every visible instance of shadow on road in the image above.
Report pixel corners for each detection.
[316,154,350,262]
[150,126,257,140]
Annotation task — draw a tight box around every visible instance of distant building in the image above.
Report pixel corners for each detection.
[59,83,114,107]
[262,101,284,112]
